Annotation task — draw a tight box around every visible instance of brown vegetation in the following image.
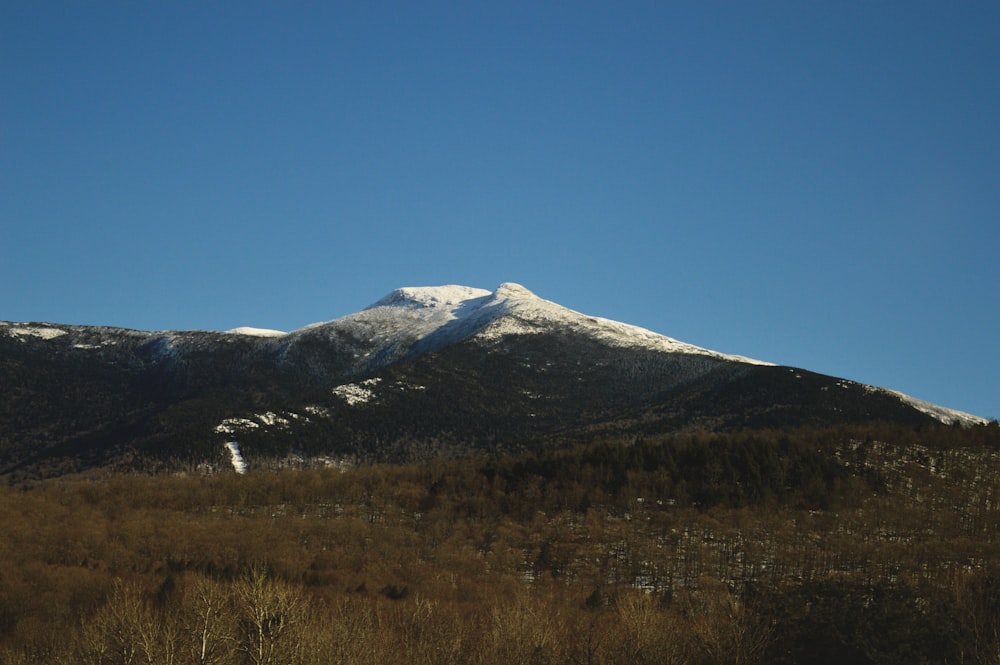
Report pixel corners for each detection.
[1,422,999,664]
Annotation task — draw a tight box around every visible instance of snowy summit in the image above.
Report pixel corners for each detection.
[330,282,773,365]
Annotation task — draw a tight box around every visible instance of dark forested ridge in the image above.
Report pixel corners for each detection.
[2,422,999,664]
[0,318,956,481]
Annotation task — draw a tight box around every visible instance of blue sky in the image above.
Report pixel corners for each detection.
[2,2,998,420]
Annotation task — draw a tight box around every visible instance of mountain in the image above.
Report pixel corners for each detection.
[0,283,986,480]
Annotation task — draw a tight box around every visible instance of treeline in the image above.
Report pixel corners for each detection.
[493,431,863,512]
[1,422,999,663]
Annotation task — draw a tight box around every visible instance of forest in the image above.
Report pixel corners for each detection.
[2,421,1000,664]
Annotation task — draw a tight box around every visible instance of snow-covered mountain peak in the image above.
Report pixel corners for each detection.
[322,283,771,367]
[493,282,538,300]
[369,285,492,311]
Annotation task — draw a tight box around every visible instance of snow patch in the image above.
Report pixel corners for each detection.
[256,411,290,427]
[393,381,426,391]
[214,418,260,435]
[6,325,68,340]
[304,405,333,417]
[224,441,247,474]
[214,411,295,434]
[333,377,381,406]
[880,389,988,427]
[225,327,286,337]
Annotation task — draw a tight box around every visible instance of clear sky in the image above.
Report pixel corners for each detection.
[2,2,998,420]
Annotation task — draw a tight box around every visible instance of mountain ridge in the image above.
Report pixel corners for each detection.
[0,283,988,479]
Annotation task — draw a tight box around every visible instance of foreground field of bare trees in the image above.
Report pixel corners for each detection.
[46,567,777,665]
[2,423,999,664]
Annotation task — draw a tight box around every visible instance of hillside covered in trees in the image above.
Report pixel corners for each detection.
[1,421,999,664]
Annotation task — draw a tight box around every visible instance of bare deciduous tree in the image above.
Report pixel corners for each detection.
[233,566,307,665]
[183,574,235,665]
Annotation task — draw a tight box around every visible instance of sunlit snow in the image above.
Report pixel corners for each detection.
[224,441,247,474]
[214,418,259,435]
[881,389,988,427]
[333,378,381,406]
[225,327,286,337]
[304,405,333,417]
[5,325,68,340]
[475,283,774,365]
[329,282,775,366]
[214,412,295,434]
[256,411,290,427]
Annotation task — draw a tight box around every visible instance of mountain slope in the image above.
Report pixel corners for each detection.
[0,283,986,479]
